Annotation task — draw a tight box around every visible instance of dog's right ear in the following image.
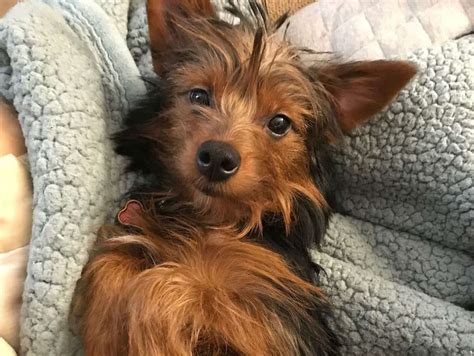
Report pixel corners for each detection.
[147,0,215,75]
[316,60,417,134]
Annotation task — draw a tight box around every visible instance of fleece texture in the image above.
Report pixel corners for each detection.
[0,0,145,354]
[0,0,472,354]
[317,37,474,353]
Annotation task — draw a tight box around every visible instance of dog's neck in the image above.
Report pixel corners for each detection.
[134,184,330,246]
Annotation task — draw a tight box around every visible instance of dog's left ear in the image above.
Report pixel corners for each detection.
[147,0,215,74]
[317,60,417,133]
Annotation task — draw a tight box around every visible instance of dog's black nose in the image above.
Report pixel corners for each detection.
[196,140,241,182]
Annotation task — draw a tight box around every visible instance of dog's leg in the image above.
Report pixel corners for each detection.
[72,234,156,356]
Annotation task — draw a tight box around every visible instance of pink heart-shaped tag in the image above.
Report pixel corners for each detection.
[117,200,144,229]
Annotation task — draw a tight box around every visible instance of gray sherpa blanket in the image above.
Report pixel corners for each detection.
[0,0,472,355]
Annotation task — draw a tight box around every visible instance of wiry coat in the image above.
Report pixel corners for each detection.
[72,1,416,355]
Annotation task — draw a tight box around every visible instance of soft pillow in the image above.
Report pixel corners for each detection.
[287,0,473,60]
[0,337,17,356]
[0,246,28,352]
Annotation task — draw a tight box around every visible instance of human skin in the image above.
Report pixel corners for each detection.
[0,101,25,157]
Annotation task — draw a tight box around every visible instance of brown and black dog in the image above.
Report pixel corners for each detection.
[72,1,416,355]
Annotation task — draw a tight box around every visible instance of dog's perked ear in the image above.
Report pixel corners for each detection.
[317,60,417,133]
[146,0,215,74]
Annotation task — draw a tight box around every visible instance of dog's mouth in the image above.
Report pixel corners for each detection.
[193,181,224,197]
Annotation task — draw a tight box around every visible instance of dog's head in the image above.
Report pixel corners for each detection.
[116,0,416,232]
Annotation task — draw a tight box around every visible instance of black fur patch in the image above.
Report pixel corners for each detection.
[114,79,168,176]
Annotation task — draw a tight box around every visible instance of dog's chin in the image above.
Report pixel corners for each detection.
[192,180,226,198]
[196,184,221,197]
[189,183,251,224]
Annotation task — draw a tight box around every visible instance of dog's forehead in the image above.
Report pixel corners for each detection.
[166,23,317,128]
[176,30,309,91]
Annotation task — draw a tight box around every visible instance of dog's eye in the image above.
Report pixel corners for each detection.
[267,115,292,137]
[189,89,210,106]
